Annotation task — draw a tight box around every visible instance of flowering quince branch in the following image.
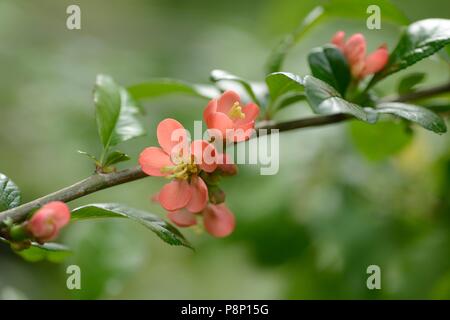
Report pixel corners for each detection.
[1,15,450,258]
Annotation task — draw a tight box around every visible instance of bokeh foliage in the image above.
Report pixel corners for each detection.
[0,0,450,299]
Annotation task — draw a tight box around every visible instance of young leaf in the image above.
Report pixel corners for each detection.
[94,75,145,150]
[15,242,72,263]
[397,72,426,94]
[110,88,145,146]
[103,151,131,167]
[210,69,263,106]
[304,75,376,122]
[375,102,447,134]
[371,19,450,85]
[0,237,71,263]
[127,79,220,100]
[308,45,351,96]
[266,0,408,73]
[77,150,100,166]
[71,203,192,248]
[0,173,21,212]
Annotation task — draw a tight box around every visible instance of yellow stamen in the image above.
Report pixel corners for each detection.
[161,158,198,180]
[228,102,246,120]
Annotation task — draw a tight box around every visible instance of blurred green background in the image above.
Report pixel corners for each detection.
[1,0,450,299]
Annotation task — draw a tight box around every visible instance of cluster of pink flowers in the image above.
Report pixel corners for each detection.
[331,31,388,79]
[27,201,71,243]
[139,90,259,237]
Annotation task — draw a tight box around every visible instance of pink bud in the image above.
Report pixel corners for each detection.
[27,201,71,242]
[331,31,346,50]
[360,44,389,77]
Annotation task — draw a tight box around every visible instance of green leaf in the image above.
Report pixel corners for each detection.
[375,102,447,134]
[0,173,21,212]
[265,72,305,114]
[304,75,375,122]
[71,203,192,248]
[0,237,72,263]
[397,72,426,94]
[265,72,304,100]
[94,75,145,150]
[371,19,450,85]
[308,45,351,96]
[349,121,413,161]
[127,79,220,100]
[266,1,408,73]
[15,242,72,263]
[77,150,100,165]
[103,151,130,167]
[210,69,262,106]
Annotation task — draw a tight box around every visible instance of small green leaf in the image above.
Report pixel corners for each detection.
[266,1,408,73]
[71,203,192,248]
[94,75,145,150]
[371,19,450,85]
[304,75,375,122]
[0,237,72,263]
[77,150,100,165]
[94,75,121,148]
[308,45,351,96]
[0,173,21,212]
[397,72,426,94]
[16,242,72,263]
[349,121,413,161]
[375,102,447,134]
[103,151,130,167]
[210,69,262,106]
[128,79,220,100]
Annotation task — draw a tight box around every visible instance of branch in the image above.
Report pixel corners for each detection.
[1,82,449,225]
[0,167,146,224]
[385,82,450,103]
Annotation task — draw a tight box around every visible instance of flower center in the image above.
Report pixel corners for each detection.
[228,102,245,120]
[161,155,198,180]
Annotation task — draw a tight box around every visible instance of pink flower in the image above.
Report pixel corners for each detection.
[139,118,218,213]
[203,90,260,142]
[27,201,71,242]
[331,31,388,79]
[168,203,236,238]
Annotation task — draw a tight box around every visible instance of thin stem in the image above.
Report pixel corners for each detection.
[383,82,450,102]
[1,81,449,226]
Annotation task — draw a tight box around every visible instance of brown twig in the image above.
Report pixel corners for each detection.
[1,82,449,225]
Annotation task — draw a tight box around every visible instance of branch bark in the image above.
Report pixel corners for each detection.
[1,82,449,225]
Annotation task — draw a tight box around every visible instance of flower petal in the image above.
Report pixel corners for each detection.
[203,204,235,238]
[190,140,217,173]
[344,33,366,66]
[234,102,260,127]
[167,209,197,227]
[361,45,389,77]
[139,147,173,177]
[45,202,71,228]
[205,112,234,137]
[157,118,188,156]
[203,99,218,123]
[217,90,240,114]
[331,31,346,50]
[186,177,208,213]
[159,180,191,211]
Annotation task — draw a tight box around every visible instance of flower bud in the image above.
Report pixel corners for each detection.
[27,201,71,243]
